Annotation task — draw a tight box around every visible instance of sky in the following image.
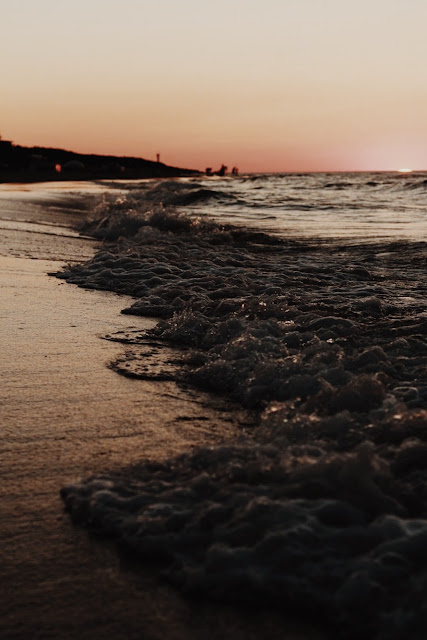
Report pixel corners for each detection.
[2,0,427,172]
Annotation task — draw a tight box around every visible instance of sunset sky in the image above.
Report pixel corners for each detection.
[2,0,427,172]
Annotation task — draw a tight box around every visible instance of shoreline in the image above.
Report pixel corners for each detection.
[0,189,325,639]
[55,189,427,638]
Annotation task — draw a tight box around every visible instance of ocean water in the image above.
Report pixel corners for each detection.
[19,173,426,639]
[104,171,427,241]
[1,171,426,241]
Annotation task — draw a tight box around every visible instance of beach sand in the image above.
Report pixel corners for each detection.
[0,188,325,639]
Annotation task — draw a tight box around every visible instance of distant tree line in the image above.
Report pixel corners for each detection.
[0,140,199,182]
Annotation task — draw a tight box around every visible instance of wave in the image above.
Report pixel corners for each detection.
[402,178,427,191]
[142,180,239,206]
[323,181,356,190]
[91,174,427,243]
[365,181,380,187]
[63,439,427,640]
[56,191,427,638]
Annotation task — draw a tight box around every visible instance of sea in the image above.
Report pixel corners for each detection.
[2,170,426,242]
[3,171,427,639]
[152,171,427,241]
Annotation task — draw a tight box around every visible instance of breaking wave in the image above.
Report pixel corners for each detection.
[92,171,427,240]
[402,178,427,190]
[56,189,427,639]
[144,181,238,206]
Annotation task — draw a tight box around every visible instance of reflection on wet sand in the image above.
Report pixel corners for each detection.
[0,187,323,640]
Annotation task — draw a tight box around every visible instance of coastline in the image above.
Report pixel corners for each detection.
[54,185,427,638]
[0,141,200,184]
[0,186,325,640]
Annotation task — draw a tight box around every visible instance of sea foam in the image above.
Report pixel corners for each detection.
[57,187,427,638]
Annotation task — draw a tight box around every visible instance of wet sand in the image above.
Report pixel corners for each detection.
[0,187,325,639]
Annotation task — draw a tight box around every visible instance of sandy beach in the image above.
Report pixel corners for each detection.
[0,186,325,639]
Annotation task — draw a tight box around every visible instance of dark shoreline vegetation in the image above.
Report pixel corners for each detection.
[0,140,198,182]
[54,190,427,639]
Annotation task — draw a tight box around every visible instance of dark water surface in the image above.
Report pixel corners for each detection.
[102,171,427,241]
[2,170,426,241]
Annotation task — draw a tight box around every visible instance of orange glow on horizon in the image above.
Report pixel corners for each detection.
[4,128,427,174]
[2,1,427,173]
